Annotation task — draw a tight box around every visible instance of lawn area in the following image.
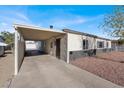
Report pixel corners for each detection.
[71,51,124,86]
[0,51,14,87]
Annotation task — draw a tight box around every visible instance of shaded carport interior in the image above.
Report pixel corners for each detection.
[14,24,66,75]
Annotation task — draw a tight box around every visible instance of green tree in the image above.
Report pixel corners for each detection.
[100,5,124,38]
[0,31,14,44]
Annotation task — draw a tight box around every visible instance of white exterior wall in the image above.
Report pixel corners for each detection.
[67,33,97,51]
[25,41,43,51]
[26,41,37,50]
[67,33,83,51]
[108,41,111,48]
[96,38,106,49]
[96,38,111,49]
[67,33,112,52]
[83,36,95,49]
[15,31,25,75]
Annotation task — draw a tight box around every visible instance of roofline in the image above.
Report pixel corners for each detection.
[13,24,66,34]
[63,29,111,41]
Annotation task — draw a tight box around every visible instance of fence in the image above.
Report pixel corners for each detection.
[112,45,124,52]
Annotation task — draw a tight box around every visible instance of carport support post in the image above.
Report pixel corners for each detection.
[14,30,18,75]
[66,33,70,64]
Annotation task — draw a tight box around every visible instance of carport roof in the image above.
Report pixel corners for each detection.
[14,24,66,40]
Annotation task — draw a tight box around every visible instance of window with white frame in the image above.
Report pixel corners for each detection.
[83,39,88,49]
[97,41,104,48]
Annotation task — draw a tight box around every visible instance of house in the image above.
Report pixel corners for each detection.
[63,29,111,61]
[111,39,124,51]
[14,24,112,75]
[25,40,44,56]
[0,36,7,56]
[25,41,42,51]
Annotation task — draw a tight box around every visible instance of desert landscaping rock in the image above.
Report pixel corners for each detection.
[71,51,124,86]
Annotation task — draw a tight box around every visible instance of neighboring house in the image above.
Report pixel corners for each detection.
[112,40,124,51]
[25,40,44,56]
[0,36,7,56]
[25,41,43,51]
[14,24,112,75]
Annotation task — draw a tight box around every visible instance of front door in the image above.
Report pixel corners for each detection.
[56,39,60,59]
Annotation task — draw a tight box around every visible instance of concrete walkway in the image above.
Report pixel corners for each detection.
[9,55,120,88]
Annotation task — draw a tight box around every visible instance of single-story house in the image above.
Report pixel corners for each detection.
[25,41,42,51]
[25,41,44,56]
[14,24,112,75]
[111,40,124,51]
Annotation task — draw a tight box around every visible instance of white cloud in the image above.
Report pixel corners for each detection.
[0,12,36,33]
[46,13,104,29]
[15,12,30,22]
[49,14,86,28]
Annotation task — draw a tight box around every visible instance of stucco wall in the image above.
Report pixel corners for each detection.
[67,33,96,51]
[60,34,67,62]
[67,33,111,52]
[83,35,95,49]
[108,41,111,48]
[45,34,67,62]
[45,37,56,56]
[96,38,111,49]
[67,33,112,62]
[16,32,25,72]
[67,33,83,51]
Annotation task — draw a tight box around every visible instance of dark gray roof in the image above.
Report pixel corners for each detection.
[63,29,111,41]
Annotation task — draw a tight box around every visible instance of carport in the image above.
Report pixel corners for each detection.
[14,24,67,75]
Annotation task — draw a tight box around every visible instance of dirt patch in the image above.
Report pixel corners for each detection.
[71,51,124,86]
[0,51,14,87]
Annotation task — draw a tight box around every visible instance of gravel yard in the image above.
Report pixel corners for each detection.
[0,51,14,87]
[71,51,124,86]
[96,51,124,63]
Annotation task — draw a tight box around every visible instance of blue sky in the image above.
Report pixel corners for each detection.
[0,5,115,39]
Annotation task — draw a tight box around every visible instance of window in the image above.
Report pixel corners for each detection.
[97,41,104,48]
[83,39,88,49]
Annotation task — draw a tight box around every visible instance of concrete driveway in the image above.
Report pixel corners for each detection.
[9,55,120,88]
